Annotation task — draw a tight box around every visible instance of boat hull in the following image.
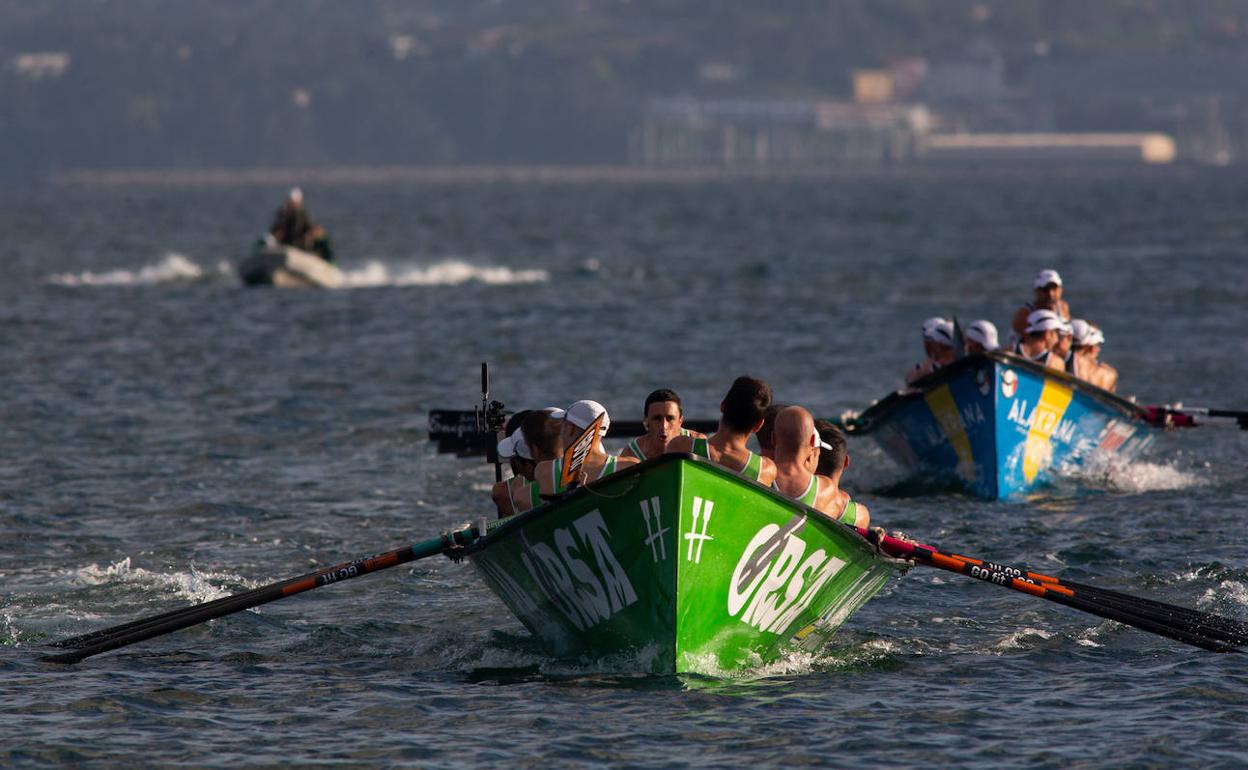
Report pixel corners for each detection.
[466,454,903,674]
[237,244,343,289]
[858,352,1157,499]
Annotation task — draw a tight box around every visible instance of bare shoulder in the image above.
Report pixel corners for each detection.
[533,460,554,494]
[684,429,706,439]
[618,444,638,460]
[667,434,694,453]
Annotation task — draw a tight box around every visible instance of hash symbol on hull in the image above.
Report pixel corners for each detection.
[639,497,669,563]
[685,496,714,564]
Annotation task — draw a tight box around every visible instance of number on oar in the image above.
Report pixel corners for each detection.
[863,528,1248,653]
[44,526,480,664]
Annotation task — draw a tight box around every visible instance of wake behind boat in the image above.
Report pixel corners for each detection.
[237,240,344,289]
[846,350,1158,499]
[465,452,906,674]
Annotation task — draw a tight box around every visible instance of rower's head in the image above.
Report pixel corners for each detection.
[557,399,611,447]
[774,406,821,469]
[964,320,999,355]
[642,389,683,443]
[720,375,772,434]
[814,419,849,479]
[1071,319,1105,356]
[497,410,535,479]
[921,317,955,362]
[1024,309,1063,349]
[1032,268,1063,306]
[1054,319,1074,358]
[288,187,304,209]
[756,403,788,460]
[521,409,565,462]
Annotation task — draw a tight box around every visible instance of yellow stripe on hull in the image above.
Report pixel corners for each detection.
[1022,379,1074,482]
[924,385,977,482]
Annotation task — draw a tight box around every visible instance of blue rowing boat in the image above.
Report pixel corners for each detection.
[848,351,1159,499]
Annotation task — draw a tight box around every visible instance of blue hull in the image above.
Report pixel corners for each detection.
[854,352,1158,499]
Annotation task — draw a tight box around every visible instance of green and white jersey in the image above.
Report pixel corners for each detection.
[691,437,763,482]
[627,428,693,461]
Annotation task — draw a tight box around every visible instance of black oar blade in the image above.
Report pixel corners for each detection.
[43,532,470,664]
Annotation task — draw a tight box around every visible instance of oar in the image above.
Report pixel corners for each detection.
[862,528,1248,652]
[43,526,481,664]
[1142,405,1248,430]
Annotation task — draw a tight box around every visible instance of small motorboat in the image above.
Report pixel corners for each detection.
[237,238,343,289]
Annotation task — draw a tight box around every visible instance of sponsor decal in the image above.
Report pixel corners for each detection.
[519,509,638,631]
[976,367,991,396]
[727,515,847,636]
[685,496,714,563]
[1000,369,1018,399]
[639,496,669,563]
[1006,398,1077,443]
[1098,420,1135,453]
[559,412,605,490]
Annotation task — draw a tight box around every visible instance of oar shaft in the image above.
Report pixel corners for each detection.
[45,529,475,664]
[864,529,1246,653]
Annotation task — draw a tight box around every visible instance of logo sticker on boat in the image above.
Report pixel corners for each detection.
[727,515,847,636]
[1001,369,1018,399]
[976,368,991,396]
[519,509,638,632]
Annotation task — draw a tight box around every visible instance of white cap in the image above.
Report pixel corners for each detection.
[564,399,610,436]
[1058,318,1073,337]
[289,187,303,203]
[497,428,532,461]
[1025,309,1064,334]
[922,317,954,346]
[1034,269,1062,288]
[964,320,999,351]
[1072,319,1105,347]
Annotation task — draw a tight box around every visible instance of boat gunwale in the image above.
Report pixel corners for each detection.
[850,350,1148,435]
[464,452,898,569]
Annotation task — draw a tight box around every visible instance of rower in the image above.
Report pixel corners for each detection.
[905,317,955,385]
[620,389,703,461]
[534,400,637,497]
[501,409,567,516]
[813,418,870,528]
[1070,320,1119,392]
[491,410,532,517]
[963,320,999,355]
[1053,318,1075,371]
[773,407,869,528]
[667,376,777,486]
[1010,268,1070,346]
[1013,309,1066,370]
[756,403,787,461]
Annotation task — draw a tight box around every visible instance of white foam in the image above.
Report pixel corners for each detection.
[72,557,256,605]
[47,253,205,286]
[1067,453,1202,494]
[342,259,549,288]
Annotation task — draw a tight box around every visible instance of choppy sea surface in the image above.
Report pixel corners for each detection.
[3,171,1248,768]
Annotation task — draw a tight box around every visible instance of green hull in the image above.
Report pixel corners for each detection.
[466,454,905,674]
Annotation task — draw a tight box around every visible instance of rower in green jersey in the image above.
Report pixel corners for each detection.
[620,388,704,461]
[500,409,565,517]
[533,399,637,499]
[668,375,777,487]
[773,407,870,528]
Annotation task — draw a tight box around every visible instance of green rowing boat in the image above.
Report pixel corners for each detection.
[465,453,908,674]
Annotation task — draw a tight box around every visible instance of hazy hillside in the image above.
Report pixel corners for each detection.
[4,0,1248,181]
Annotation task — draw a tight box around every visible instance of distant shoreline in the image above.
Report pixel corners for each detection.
[48,162,1202,187]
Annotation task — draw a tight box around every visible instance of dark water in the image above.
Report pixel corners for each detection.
[4,171,1248,768]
